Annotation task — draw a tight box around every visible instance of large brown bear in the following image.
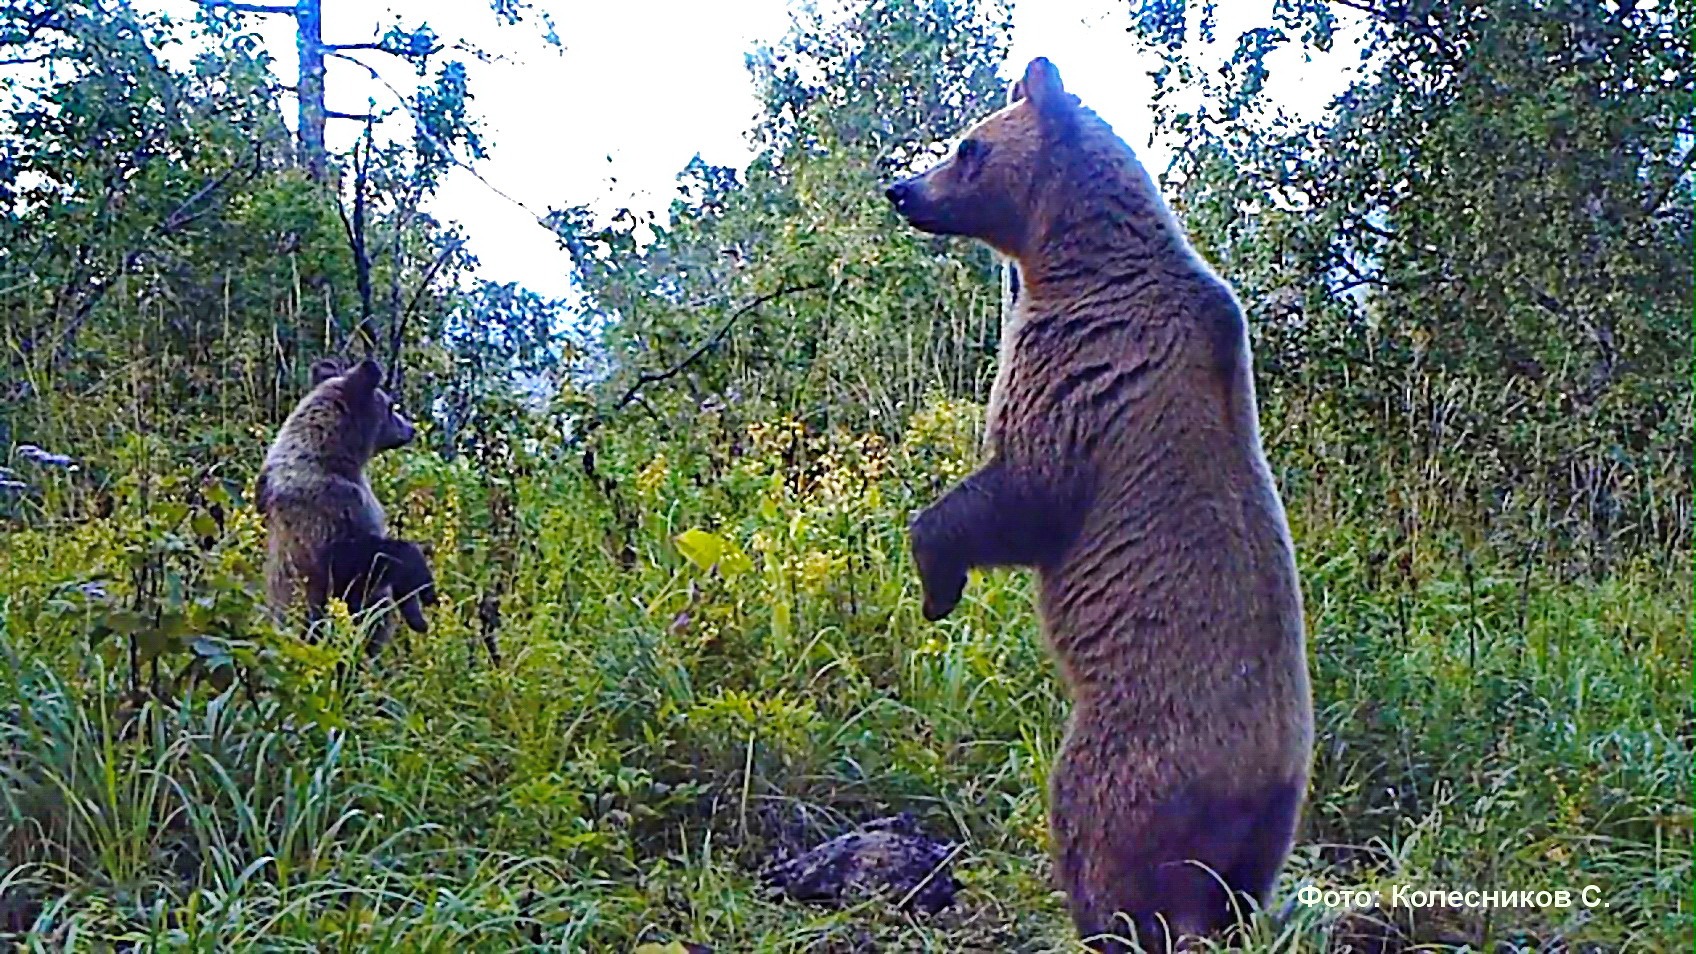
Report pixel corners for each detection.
[257,358,436,645]
[886,58,1312,953]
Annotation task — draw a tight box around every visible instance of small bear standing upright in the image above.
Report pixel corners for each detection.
[258,357,435,646]
[886,58,1313,952]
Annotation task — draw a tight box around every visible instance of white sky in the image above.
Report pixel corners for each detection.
[149,1,1362,300]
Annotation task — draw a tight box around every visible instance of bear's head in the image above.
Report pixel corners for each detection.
[884,57,1082,258]
[306,357,416,458]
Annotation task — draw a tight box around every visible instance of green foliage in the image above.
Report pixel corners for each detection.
[2,401,1689,948]
[551,0,1013,438]
[1129,0,1694,565]
[0,1,570,466]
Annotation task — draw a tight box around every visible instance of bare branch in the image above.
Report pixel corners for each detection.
[1349,217,1442,255]
[1325,0,1458,57]
[54,144,264,359]
[1517,278,1614,374]
[1645,144,1695,215]
[556,283,829,451]
[1353,219,1398,240]
[324,109,375,121]
[156,143,262,235]
[612,284,829,413]
[328,50,552,226]
[326,40,439,56]
[561,281,830,450]
[0,7,68,48]
[196,1,298,15]
[1327,0,1398,21]
[1333,249,1395,292]
[335,124,375,352]
[386,237,466,388]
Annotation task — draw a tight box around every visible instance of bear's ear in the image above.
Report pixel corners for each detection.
[309,358,345,386]
[346,359,382,394]
[1019,57,1076,130]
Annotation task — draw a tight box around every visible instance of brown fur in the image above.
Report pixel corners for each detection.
[258,358,424,643]
[321,533,437,634]
[887,58,1313,952]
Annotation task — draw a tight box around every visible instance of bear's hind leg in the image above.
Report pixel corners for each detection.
[1048,742,1231,953]
[1053,750,1296,952]
[1219,778,1303,916]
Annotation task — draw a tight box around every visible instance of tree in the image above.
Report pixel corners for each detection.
[0,2,282,386]
[0,0,565,461]
[181,0,570,389]
[1126,0,1694,562]
[194,0,554,182]
[551,0,1015,443]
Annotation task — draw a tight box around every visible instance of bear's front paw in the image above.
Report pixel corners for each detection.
[910,516,966,621]
[921,572,966,621]
[398,595,430,634]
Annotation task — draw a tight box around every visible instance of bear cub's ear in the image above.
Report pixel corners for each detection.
[310,358,345,386]
[347,359,383,393]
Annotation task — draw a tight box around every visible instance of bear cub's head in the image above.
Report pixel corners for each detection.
[304,357,416,458]
[884,56,1081,258]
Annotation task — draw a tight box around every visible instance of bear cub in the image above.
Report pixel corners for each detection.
[258,357,437,646]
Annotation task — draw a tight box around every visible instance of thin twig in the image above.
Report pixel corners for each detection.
[54,142,263,359]
[196,1,297,14]
[609,283,828,414]
[385,237,465,390]
[1645,143,1695,215]
[328,51,552,227]
[564,282,828,450]
[337,118,376,351]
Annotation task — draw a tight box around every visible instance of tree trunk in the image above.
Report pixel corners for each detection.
[295,0,326,181]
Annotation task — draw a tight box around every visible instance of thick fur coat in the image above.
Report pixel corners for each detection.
[886,58,1313,952]
[258,358,432,641]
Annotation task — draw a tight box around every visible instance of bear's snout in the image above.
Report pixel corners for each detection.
[886,178,941,232]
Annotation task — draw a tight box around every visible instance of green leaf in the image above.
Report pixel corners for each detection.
[192,512,219,537]
[157,609,189,639]
[205,482,232,507]
[674,529,726,571]
[105,609,148,634]
[720,550,753,578]
[135,625,173,660]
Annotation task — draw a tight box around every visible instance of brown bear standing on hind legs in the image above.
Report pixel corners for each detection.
[258,357,437,649]
[886,58,1312,953]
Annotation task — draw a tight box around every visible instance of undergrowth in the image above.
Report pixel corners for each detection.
[1,397,1690,952]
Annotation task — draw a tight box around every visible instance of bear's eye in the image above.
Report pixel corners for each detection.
[955,138,991,179]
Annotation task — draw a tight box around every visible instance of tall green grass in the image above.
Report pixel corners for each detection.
[1,399,1689,951]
